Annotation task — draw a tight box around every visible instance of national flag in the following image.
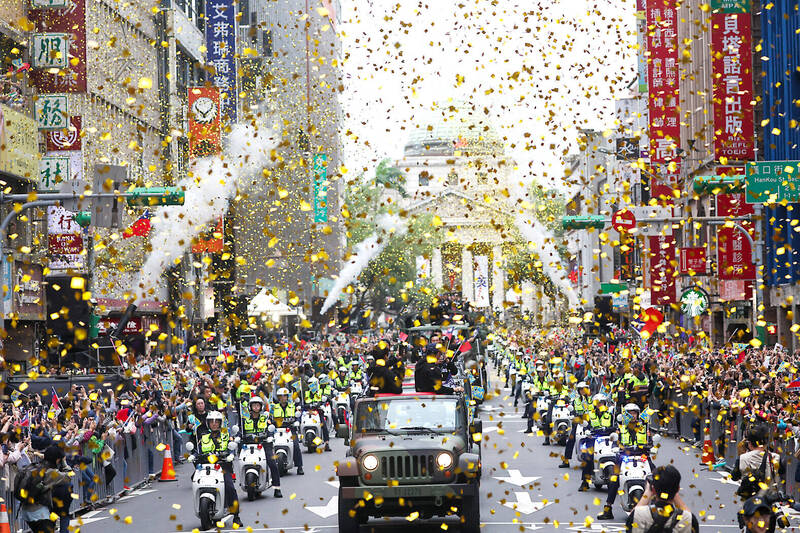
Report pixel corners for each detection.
[51,387,61,410]
[19,413,29,427]
[122,209,151,238]
[788,380,800,389]
[458,341,472,353]
[398,332,408,342]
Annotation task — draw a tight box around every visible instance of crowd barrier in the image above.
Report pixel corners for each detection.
[0,418,185,532]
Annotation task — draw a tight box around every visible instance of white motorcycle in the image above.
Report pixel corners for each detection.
[535,394,551,431]
[549,397,573,445]
[301,406,325,452]
[333,390,351,439]
[236,427,275,501]
[273,421,299,475]
[576,425,618,489]
[617,435,660,512]
[185,427,240,531]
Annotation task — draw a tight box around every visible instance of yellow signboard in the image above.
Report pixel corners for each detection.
[0,103,40,180]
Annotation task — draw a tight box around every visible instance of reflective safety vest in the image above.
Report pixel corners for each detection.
[589,410,613,429]
[200,430,230,455]
[271,402,296,421]
[243,414,270,440]
[572,396,592,414]
[630,375,649,389]
[620,423,648,447]
[334,377,349,390]
[532,375,546,392]
[305,388,323,404]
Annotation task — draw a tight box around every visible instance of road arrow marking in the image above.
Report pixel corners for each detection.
[526,524,545,530]
[118,488,157,502]
[567,523,626,532]
[493,469,541,486]
[481,405,501,412]
[325,480,340,488]
[709,473,740,486]
[483,426,501,434]
[306,496,339,518]
[71,510,108,527]
[502,492,552,515]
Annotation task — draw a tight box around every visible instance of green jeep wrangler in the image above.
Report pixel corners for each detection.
[336,392,482,532]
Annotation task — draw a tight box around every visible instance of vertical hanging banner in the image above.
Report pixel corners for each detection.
[313,154,329,223]
[473,255,490,308]
[711,0,755,160]
[28,0,87,93]
[649,234,677,305]
[716,191,755,282]
[636,0,648,93]
[187,87,221,158]
[205,0,237,123]
[646,0,681,202]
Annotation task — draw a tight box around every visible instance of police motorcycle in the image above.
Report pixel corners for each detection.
[549,395,573,445]
[614,404,661,512]
[271,388,300,475]
[185,413,240,531]
[301,378,327,453]
[332,372,353,439]
[575,395,617,489]
[237,397,274,501]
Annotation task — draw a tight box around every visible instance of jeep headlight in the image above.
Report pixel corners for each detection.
[362,454,379,472]
[436,452,453,469]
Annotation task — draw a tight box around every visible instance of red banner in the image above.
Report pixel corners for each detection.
[649,235,677,305]
[191,217,224,254]
[716,191,754,280]
[29,0,87,93]
[711,10,755,161]
[680,248,707,274]
[188,87,221,158]
[719,279,752,301]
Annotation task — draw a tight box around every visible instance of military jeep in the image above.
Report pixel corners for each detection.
[336,392,482,532]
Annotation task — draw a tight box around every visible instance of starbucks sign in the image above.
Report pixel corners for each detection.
[680,287,709,317]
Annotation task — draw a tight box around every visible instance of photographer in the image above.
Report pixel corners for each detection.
[731,424,781,500]
[625,465,698,533]
[739,495,790,533]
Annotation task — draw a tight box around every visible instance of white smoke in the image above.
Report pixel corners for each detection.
[320,213,408,314]
[135,119,279,299]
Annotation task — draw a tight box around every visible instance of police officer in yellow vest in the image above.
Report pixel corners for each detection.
[559,381,593,469]
[242,396,282,498]
[197,411,242,526]
[303,377,331,451]
[349,360,364,383]
[270,387,304,475]
[542,371,570,445]
[598,403,653,521]
[334,367,350,391]
[513,353,528,407]
[576,393,615,491]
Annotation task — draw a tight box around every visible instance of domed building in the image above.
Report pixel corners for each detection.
[391,102,515,310]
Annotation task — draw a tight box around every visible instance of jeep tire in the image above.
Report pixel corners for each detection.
[337,487,361,533]
[461,490,480,533]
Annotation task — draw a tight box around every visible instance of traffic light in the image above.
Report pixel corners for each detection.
[125,186,185,207]
[561,215,606,230]
[692,176,744,195]
[73,211,91,228]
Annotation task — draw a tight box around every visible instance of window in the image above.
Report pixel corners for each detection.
[418,170,431,186]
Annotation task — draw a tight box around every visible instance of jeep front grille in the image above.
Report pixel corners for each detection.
[379,454,435,482]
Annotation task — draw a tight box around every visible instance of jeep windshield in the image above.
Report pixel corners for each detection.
[354,397,464,434]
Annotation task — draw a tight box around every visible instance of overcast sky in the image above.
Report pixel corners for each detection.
[337,0,637,195]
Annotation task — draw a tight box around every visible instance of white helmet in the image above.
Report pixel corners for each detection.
[624,403,641,413]
[207,411,224,425]
[308,377,319,385]
[277,387,290,397]
[592,393,608,403]
[576,381,589,389]
[338,366,348,373]
[248,396,264,408]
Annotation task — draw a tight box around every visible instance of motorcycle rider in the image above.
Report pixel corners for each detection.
[334,367,350,391]
[559,381,593,469]
[513,351,528,407]
[197,411,243,527]
[242,396,282,498]
[598,402,654,520]
[575,393,615,490]
[303,377,332,451]
[543,370,569,445]
[270,387,304,474]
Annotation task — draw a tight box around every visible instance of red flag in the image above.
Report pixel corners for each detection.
[737,350,746,364]
[123,209,151,238]
[459,341,472,353]
[398,332,408,342]
[788,380,800,389]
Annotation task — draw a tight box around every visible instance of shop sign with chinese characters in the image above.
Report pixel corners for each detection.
[711,0,755,160]
[38,155,70,191]
[205,0,237,123]
[648,234,677,305]
[646,0,681,199]
[35,94,68,130]
[29,0,87,93]
[47,205,85,273]
[31,33,68,69]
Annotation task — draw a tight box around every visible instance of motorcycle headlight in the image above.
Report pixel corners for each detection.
[436,452,453,469]
[362,454,379,472]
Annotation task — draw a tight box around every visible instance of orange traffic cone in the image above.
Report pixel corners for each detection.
[159,444,177,482]
[0,503,11,533]
[700,422,715,466]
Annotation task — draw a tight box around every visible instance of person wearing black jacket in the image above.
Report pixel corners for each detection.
[415,348,461,395]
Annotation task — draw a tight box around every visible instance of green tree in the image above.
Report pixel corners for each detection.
[374,158,406,197]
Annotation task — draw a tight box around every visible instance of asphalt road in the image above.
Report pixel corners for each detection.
[73,367,755,533]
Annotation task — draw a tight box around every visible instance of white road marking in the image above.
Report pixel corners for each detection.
[493,469,541,486]
[305,496,339,518]
[325,479,340,488]
[502,492,553,515]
